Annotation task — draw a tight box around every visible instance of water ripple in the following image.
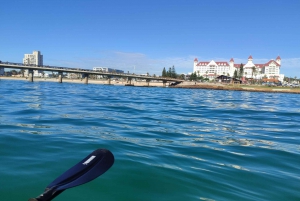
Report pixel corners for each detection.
[0,80,299,201]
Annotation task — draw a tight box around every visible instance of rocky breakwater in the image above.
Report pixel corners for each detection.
[170,82,300,94]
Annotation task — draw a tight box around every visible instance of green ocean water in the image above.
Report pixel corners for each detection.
[0,79,299,201]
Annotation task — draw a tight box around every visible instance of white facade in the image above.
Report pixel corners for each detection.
[93,67,110,72]
[93,67,124,74]
[193,59,233,79]
[240,56,283,82]
[23,51,44,77]
[193,55,284,82]
[23,51,43,66]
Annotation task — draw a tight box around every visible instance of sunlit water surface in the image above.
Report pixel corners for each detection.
[0,80,299,201]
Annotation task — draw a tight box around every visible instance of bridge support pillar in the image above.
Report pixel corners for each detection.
[125,77,134,86]
[163,80,167,87]
[28,70,34,82]
[146,79,150,87]
[83,74,89,84]
[58,72,63,83]
[107,76,111,85]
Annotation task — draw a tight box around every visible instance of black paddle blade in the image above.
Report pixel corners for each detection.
[29,148,114,201]
[48,148,114,190]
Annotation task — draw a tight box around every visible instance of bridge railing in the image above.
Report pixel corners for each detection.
[0,61,183,81]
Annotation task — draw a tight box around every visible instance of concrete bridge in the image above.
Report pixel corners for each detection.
[0,61,183,87]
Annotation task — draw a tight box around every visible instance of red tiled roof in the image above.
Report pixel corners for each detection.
[265,59,280,66]
[248,55,253,59]
[234,64,244,68]
[230,58,234,62]
[196,62,209,66]
[255,64,265,68]
[276,56,281,60]
[194,58,198,62]
[196,61,229,66]
[216,62,229,66]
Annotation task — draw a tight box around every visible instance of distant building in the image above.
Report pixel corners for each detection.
[0,67,4,75]
[92,67,124,79]
[0,59,4,75]
[23,51,44,77]
[93,67,124,74]
[193,59,232,80]
[193,55,284,82]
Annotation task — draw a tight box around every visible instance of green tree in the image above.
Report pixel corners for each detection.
[168,67,172,77]
[178,74,185,80]
[162,67,167,77]
[171,65,176,78]
[11,70,18,75]
[189,72,197,81]
[233,69,238,79]
[239,64,244,79]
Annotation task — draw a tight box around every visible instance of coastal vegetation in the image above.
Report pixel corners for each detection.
[189,72,209,82]
[161,66,185,80]
[233,63,244,79]
[162,66,177,78]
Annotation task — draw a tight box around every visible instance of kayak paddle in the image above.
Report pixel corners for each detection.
[28,148,114,201]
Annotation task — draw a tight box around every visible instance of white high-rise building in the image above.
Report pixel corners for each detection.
[23,51,44,77]
[23,51,43,66]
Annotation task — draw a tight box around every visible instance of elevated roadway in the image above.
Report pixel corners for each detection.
[0,61,183,86]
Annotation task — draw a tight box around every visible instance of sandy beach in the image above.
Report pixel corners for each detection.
[2,77,300,94]
[0,76,167,87]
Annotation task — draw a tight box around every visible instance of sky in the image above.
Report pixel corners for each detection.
[1,0,300,77]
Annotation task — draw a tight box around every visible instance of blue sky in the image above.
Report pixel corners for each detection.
[1,0,300,77]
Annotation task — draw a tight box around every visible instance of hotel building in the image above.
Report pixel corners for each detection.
[193,55,284,82]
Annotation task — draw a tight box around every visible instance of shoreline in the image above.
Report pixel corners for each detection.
[1,76,300,94]
[0,76,165,87]
[171,83,300,94]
